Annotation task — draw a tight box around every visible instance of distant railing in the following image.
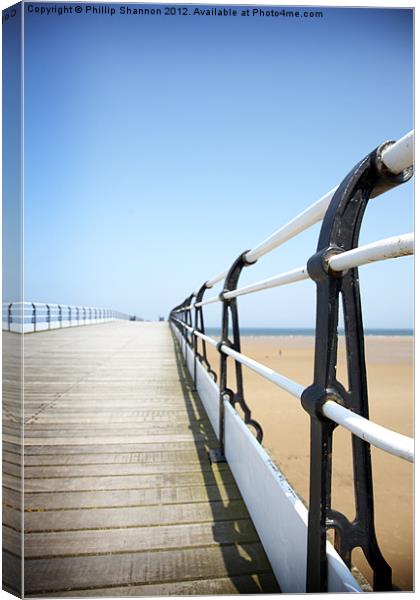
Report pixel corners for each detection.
[2,302,131,333]
[170,131,414,593]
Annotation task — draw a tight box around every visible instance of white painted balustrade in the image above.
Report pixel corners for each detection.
[2,301,130,333]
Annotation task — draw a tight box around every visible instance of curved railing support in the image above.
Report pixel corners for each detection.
[212,251,263,463]
[301,142,413,592]
[194,282,217,382]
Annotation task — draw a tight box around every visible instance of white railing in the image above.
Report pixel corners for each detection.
[2,301,131,333]
[170,130,414,593]
[179,131,413,296]
[173,316,413,463]
[171,131,414,462]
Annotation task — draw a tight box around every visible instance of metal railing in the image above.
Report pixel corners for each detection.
[2,302,131,333]
[169,131,414,592]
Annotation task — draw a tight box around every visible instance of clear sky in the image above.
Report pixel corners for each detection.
[22,3,413,326]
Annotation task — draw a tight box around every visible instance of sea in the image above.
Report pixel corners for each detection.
[206,327,413,337]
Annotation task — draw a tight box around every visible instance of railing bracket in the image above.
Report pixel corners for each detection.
[208,448,227,464]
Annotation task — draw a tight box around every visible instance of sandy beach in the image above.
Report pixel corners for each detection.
[206,335,413,591]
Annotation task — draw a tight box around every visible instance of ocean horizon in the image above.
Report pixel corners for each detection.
[205,327,413,337]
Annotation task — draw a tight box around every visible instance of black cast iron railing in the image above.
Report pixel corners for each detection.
[169,131,414,592]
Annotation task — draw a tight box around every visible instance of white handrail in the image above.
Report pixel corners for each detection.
[381,130,414,175]
[221,341,414,462]
[223,266,308,300]
[172,318,218,348]
[221,344,305,399]
[225,232,414,300]
[328,233,414,272]
[194,294,220,308]
[322,400,414,463]
[176,233,414,305]
[194,328,218,347]
[198,131,413,291]
[172,317,414,462]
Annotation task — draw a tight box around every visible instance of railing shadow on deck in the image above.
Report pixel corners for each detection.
[171,328,280,594]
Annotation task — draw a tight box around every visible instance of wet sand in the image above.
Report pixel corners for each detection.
[206,336,413,591]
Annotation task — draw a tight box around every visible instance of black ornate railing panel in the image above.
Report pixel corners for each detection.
[301,143,412,591]
[169,132,413,592]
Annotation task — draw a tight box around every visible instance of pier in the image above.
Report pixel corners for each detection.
[3,322,279,596]
[2,130,414,595]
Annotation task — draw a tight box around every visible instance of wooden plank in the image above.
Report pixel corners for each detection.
[7,423,215,436]
[2,443,22,455]
[20,441,208,455]
[3,551,22,595]
[16,500,249,532]
[3,506,21,531]
[17,434,211,447]
[27,414,201,424]
[23,543,273,594]
[4,449,209,466]
[2,486,22,509]
[3,474,23,493]
[18,520,259,558]
[26,406,203,415]
[22,484,242,510]
[22,469,234,493]
[16,462,230,478]
[35,573,280,596]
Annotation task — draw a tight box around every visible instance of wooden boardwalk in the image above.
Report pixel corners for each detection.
[3,322,279,596]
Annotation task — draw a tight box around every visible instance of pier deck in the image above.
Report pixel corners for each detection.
[3,322,279,596]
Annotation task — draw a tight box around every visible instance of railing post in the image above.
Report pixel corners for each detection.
[8,303,12,331]
[211,251,263,464]
[58,305,63,328]
[194,283,217,382]
[76,306,80,325]
[68,306,71,326]
[189,296,198,392]
[32,303,36,332]
[46,304,51,329]
[179,298,189,366]
[301,142,412,592]
[185,294,194,369]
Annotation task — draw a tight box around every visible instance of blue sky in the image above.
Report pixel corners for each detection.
[22,3,413,326]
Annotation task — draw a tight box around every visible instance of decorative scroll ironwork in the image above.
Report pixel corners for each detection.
[217,251,264,455]
[301,142,413,592]
[194,282,217,381]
